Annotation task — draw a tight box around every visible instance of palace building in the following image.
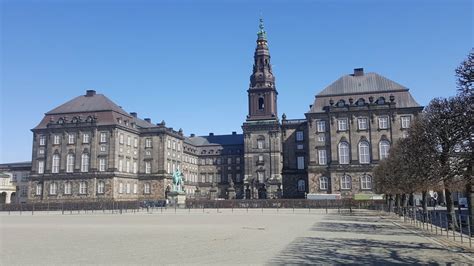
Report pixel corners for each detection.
[27,19,422,202]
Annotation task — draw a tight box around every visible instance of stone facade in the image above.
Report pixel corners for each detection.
[24,20,422,203]
[0,162,31,203]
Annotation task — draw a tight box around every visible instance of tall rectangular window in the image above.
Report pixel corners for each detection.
[297,156,305,170]
[52,154,60,173]
[236,157,241,164]
[337,119,348,131]
[227,157,232,164]
[39,135,46,146]
[119,159,123,172]
[79,182,87,194]
[133,161,137,174]
[68,134,75,144]
[126,160,130,173]
[36,184,42,195]
[38,160,44,174]
[126,183,130,194]
[318,150,327,165]
[296,131,304,141]
[99,158,106,172]
[66,154,74,173]
[236,173,241,182]
[134,138,138,148]
[119,134,124,144]
[145,161,151,174]
[53,135,61,145]
[144,183,151,194]
[100,132,107,143]
[127,136,131,146]
[378,117,389,129]
[64,182,72,195]
[133,183,137,194]
[145,138,152,148]
[81,154,89,172]
[401,116,411,129]
[317,121,326,132]
[97,181,105,194]
[83,133,90,144]
[358,118,368,130]
[257,140,264,149]
[119,182,123,194]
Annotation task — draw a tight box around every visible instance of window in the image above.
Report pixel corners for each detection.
[296,131,304,141]
[119,134,124,144]
[338,142,350,164]
[100,145,107,152]
[133,184,137,194]
[236,157,241,164]
[358,118,368,130]
[64,182,72,195]
[379,140,390,160]
[167,139,171,148]
[127,136,131,146]
[38,160,44,174]
[81,154,89,172]
[118,159,123,172]
[145,138,152,148]
[66,154,74,173]
[53,135,61,145]
[99,158,106,172]
[318,150,327,165]
[378,117,389,129]
[119,182,123,194]
[317,121,326,132]
[337,119,348,131]
[361,175,372,190]
[52,154,60,173]
[68,134,75,144]
[258,96,264,110]
[126,160,130,173]
[341,175,352,190]
[297,156,305,170]
[82,133,90,144]
[134,138,138,148]
[36,184,42,195]
[177,143,181,151]
[257,139,264,149]
[100,132,107,143]
[208,174,214,183]
[358,141,370,164]
[20,186,27,197]
[145,161,151,174]
[49,183,57,195]
[235,173,241,182]
[146,150,151,156]
[79,181,87,194]
[227,158,232,164]
[172,141,176,150]
[126,183,131,194]
[318,134,325,142]
[39,148,45,155]
[144,183,151,194]
[401,116,411,129]
[133,161,137,174]
[297,179,306,192]
[319,176,328,190]
[97,181,105,194]
[39,135,46,146]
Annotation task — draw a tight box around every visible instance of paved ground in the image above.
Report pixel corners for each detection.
[0,208,472,265]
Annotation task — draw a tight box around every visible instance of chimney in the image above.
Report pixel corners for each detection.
[85,90,96,97]
[130,112,137,118]
[144,118,151,123]
[232,131,236,135]
[209,133,214,136]
[354,68,364,76]
[190,133,195,137]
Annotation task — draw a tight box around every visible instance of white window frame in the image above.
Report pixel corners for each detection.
[119,182,123,194]
[133,183,137,194]
[79,181,87,194]
[145,161,151,174]
[401,116,411,129]
[66,154,74,173]
[378,116,389,129]
[127,136,131,146]
[97,181,105,194]
[338,142,350,164]
[39,135,46,146]
[99,158,106,172]
[64,182,72,195]
[49,182,57,195]
[36,184,43,195]
[341,175,352,190]
[126,183,131,194]
[100,132,107,143]
[297,179,306,192]
[297,156,305,170]
[53,135,61,145]
[38,160,45,174]
[81,153,89,172]
[133,161,137,174]
[145,138,152,148]
[319,176,328,190]
[358,141,370,164]
[337,118,348,131]
[68,133,75,144]
[257,139,264,149]
[82,133,90,144]
[316,121,326,133]
[119,134,124,144]
[52,154,60,173]
[134,138,138,148]
[296,131,304,141]
[144,183,151,194]
[361,175,372,190]
[358,117,368,130]
[318,134,325,142]
[379,140,390,160]
[318,149,327,165]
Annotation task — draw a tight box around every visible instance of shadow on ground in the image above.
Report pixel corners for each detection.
[311,221,413,236]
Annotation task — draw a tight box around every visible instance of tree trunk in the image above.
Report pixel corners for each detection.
[388,194,393,213]
[422,191,428,213]
[445,188,459,230]
[409,193,414,207]
[395,194,401,215]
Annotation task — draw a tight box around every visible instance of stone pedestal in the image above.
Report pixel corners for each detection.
[209,186,218,200]
[167,191,186,208]
[227,186,236,199]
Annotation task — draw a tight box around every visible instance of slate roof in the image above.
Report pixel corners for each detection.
[318,72,408,96]
[185,134,244,146]
[46,93,129,116]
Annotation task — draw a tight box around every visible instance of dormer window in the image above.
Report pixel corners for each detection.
[337,100,345,107]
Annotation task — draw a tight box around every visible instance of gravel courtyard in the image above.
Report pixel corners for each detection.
[1,209,472,265]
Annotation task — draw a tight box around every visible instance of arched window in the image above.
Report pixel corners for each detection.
[379,140,390,160]
[361,174,372,190]
[341,175,352,190]
[119,182,123,194]
[49,182,57,195]
[144,183,151,194]
[358,141,370,164]
[64,182,72,195]
[81,153,89,172]
[97,181,105,194]
[258,97,265,110]
[297,179,306,192]
[66,154,74,173]
[319,176,328,190]
[52,154,60,173]
[338,142,350,164]
[257,136,265,149]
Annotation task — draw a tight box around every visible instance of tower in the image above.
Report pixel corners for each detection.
[242,18,283,199]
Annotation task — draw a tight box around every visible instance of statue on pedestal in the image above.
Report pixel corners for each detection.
[172,169,184,192]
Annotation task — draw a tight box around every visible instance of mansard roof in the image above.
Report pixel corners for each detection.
[46,90,129,116]
[185,133,244,147]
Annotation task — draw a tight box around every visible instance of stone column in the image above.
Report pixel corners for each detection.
[5,192,12,204]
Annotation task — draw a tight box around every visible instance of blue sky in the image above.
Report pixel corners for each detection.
[1,0,472,163]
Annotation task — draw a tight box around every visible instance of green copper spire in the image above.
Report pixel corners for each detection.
[257,17,267,41]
